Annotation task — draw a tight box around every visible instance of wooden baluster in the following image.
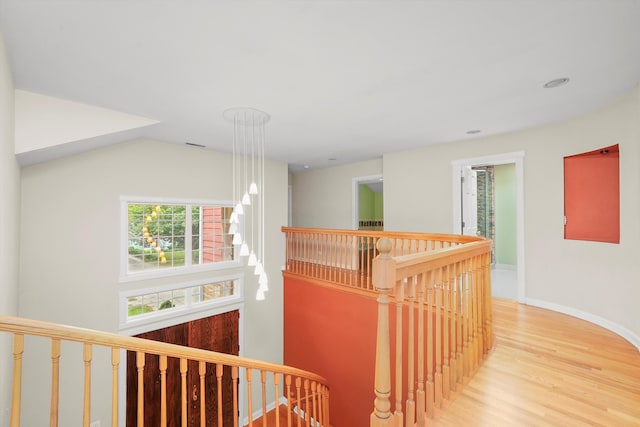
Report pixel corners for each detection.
[302,232,307,277]
[180,358,188,427]
[450,260,457,382]
[394,279,404,426]
[338,234,343,284]
[369,236,376,288]
[304,379,310,427]
[434,269,443,409]
[370,238,394,427]
[485,252,494,351]
[450,263,459,390]
[442,265,451,401]
[217,364,224,427]
[285,375,292,427]
[232,366,239,427]
[311,382,318,424]
[310,232,314,278]
[294,232,299,273]
[406,276,416,427]
[457,261,464,384]
[477,254,486,360]
[11,334,24,427]
[295,377,302,427]
[199,361,206,427]
[451,261,458,386]
[416,273,426,427]
[83,344,92,427]
[318,233,323,278]
[50,339,61,427]
[247,369,254,427]
[261,370,268,427]
[476,255,482,368]
[159,355,167,427]
[318,232,322,279]
[135,352,145,427]
[328,234,338,282]
[284,231,289,270]
[274,373,281,427]
[462,263,471,379]
[471,256,479,373]
[317,384,323,426]
[426,271,435,418]
[112,349,120,427]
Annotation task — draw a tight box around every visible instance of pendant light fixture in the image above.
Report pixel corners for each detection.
[223,107,269,301]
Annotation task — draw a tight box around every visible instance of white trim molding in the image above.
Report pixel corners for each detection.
[452,151,526,303]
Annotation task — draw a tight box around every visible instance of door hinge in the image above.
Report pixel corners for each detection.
[563,216,567,226]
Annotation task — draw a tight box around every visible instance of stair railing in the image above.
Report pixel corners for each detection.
[282,227,481,292]
[370,236,494,427]
[0,315,329,427]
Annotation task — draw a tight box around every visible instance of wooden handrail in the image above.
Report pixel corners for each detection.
[282,227,480,293]
[1,315,330,427]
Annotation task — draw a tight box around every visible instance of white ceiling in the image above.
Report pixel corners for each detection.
[1,0,639,171]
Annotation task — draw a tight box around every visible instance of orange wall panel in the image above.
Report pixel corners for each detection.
[284,277,378,426]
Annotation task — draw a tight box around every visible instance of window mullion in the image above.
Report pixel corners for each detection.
[185,204,193,267]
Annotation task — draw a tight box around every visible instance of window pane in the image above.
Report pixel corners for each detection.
[126,280,237,320]
[126,202,234,275]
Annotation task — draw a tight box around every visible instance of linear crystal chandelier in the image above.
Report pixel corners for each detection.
[223,107,270,300]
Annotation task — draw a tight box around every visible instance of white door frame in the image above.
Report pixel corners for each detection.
[352,174,384,230]
[452,151,526,303]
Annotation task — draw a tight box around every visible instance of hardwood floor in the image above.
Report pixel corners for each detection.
[432,298,640,427]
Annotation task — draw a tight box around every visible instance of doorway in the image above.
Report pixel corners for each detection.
[452,152,525,302]
[352,174,384,230]
[125,310,240,426]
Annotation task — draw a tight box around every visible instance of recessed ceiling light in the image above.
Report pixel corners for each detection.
[466,130,481,135]
[328,158,336,161]
[303,165,310,169]
[543,77,570,89]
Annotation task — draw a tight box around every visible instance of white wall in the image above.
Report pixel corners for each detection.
[0,28,20,425]
[291,158,382,229]
[384,86,640,347]
[19,139,287,425]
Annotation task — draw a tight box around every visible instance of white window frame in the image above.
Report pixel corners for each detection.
[120,196,241,282]
[118,273,244,332]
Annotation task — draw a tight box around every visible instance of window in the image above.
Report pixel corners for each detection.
[123,199,236,279]
[120,277,242,327]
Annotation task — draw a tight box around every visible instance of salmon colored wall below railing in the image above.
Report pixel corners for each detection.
[284,275,378,427]
[281,228,494,427]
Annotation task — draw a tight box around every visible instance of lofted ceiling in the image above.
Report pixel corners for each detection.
[1,0,639,171]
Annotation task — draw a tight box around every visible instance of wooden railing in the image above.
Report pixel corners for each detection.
[282,227,481,292]
[370,237,494,427]
[0,316,330,427]
[281,227,493,426]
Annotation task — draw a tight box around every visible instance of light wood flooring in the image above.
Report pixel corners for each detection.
[432,298,640,426]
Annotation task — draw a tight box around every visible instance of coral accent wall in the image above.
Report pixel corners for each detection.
[284,277,378,426]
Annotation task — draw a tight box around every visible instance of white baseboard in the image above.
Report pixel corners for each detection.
[241,396,292,426]
[525,298,640,352]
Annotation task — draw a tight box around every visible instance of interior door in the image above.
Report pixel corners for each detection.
[188,311,239,427]
[126,310,240,426]
[461,166,478,236]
